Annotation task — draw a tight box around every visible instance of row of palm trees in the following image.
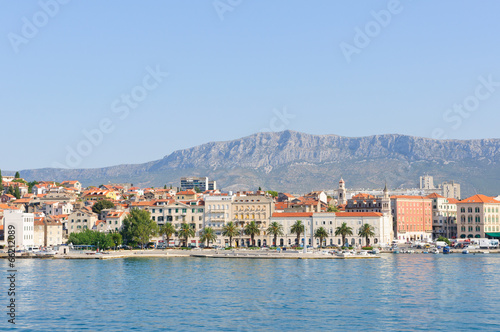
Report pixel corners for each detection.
[159,220,375,248]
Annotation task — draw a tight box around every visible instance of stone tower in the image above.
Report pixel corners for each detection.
[338,178,346,205]
[381,182,391,215]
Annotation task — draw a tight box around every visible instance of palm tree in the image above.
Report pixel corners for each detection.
[178,223,195,247]
[327,205,340,212]
[200,227,217,247]
[290,220,305,247]
[244,221,260,247]
[159,223,176,248]
[314,227,329,248]
[335,222,353,247]
[358,223,375,246]
[222,221,239,248]
[267,222,284,247]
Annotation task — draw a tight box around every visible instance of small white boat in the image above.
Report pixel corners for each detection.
[462,249,469,254]
[336,250,354,257]
[431,248,439,254]
[370,249,380,255]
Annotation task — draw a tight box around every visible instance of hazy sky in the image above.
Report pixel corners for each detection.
[1,0,499,171]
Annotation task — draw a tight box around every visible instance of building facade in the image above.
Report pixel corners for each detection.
[204,194,234,246]
[180,177,216,192]
[269,211,393,248]
[4,209,35,250]
[392,196,433,242]
[427,193,458,239]
[457,194,500,239]
[232,193,275,247]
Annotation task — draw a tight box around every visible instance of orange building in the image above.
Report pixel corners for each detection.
[392,196,433,242]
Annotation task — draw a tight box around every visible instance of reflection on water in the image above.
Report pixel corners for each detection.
[1,255,500,331]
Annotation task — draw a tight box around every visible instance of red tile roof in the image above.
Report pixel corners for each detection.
[352,193,375,199]
[459,194,500,204]
[426,193,445,199]
[335,212,383,217]
[271,212,314,218]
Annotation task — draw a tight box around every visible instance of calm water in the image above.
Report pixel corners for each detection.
[2,254,500,331]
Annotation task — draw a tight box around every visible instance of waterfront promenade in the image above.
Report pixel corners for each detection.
[3,247,498,260]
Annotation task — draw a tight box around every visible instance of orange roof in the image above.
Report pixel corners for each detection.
[447,198,459,204]
[62,181,79,184]
[391,195,430,200]
[177,190,196,195]
[335,212,383,217]
[0,225,3,231]
[12,198,31,204]
[352,193,375,200]
[271,212,314,218]
[459,194,500,204]
[131,201,153,206]
[426,193,445,199]
[275,202,289,210]
[34,217,45,226]
[0,204,18,210]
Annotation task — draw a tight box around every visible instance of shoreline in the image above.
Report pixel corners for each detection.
[2,248,497,260]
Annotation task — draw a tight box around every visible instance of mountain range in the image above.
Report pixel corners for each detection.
[12,130,500,197]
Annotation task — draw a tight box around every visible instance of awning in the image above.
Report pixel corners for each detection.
[486,232,500,238]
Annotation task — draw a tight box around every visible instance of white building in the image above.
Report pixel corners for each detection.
[204,193,234,244]
[269,211,393,248]
[4,210,35,250]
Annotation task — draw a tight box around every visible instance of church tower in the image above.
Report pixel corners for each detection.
[338,178,346,205]
[381,182,391,215]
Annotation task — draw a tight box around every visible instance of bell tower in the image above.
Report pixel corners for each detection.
[381,182,391,215]
[338,178,346,205]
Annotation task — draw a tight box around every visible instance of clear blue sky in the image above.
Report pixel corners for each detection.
[1,0,499,171]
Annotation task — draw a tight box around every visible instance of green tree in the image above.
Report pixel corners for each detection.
[159,223,176,247]
[121,209,158,249]
[267,221,284,246]
[194,186,201,193]
[8,186,14,196]
[110,232,122,250]
[200,227,217,247]
[13,186,20,199]
[222,221,239,248]
[92,200,115,215]
[14,171,20,179]
[178,223,195,247]
[27,181,38,194]
[258,186,262,191]
[244,221,260,247]
[327,206,340,212]
[358,224,375,246]
[0,169,3,192]
[290,220,305,246]
[437,236,451,245]
[164,184,167,189]
[314,227,329,248]
[335,222,353,247]
[266,190,278,198]
[67,230,113,249]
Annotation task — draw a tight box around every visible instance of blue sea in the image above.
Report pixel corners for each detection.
[2,254,500,331]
